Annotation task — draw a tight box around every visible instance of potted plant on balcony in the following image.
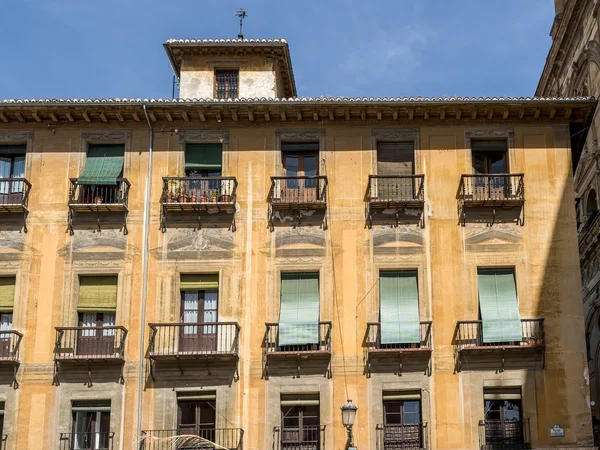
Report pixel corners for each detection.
[168,179,179,202]
[210,190,219,202]
[199,192,209,203]
[178,186,186,203]
[94,195,104,205]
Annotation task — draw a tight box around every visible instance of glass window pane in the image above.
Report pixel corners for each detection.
[403,401,420,414]
[179,402,196,426]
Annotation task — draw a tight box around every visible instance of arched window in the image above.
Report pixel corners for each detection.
[588,189,598,215]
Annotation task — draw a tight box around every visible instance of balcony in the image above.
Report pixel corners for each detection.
[273,425,326,450]
[53,326,128,386]
[454,319,545,372]
[268,176,328,229]
[365,322,432,376]
[141,428,244,450]
[147,322,240,382]
[0,178,32,232]
[376,423,429,450]
[263,322,331,379]
[458,174,524,225]
[59,432,114,450]
[67,178,131,234]
[0,330,23,364]
[160,177,238,231]
[478,419,530,450]
[366,175,425,228]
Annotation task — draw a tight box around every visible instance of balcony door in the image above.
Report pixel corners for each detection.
[180,289,218,353]
[177,397,216,448]
[471,140,509,198]
[71,401,111,450]
[280,396,320,450]
[383,395,422,450]
[281,142,319,203]
[376,142,414,201]
[77,312,116,357]
[0,146,25,203]
[483,389,524,447]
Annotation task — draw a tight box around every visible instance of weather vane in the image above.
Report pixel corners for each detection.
[235,8,248,39]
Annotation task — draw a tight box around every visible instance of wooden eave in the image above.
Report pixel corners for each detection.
[0,100,595,126]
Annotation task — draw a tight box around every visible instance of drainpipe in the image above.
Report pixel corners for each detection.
[136,104,153,447]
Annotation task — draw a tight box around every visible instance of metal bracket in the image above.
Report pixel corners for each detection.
[398,357,403,377]
[87,360,93,387]
[22,211,28,233]
[66,210,74,235]
[53,361,61,386]
[12,364,19,389]
[500,348,505,373]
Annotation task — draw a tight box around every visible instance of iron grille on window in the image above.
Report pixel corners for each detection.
[215,70,239,99]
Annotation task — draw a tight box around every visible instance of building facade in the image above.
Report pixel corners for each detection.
[538,1,600,446]
[0,38,595,450]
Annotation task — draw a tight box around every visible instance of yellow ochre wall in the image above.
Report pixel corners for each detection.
[0,120,592,450]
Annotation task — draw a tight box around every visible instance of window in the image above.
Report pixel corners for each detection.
[0,145,26,200]
[377,142,414,175]
[280,394,320,449]
[0,277,14,359]
[588,190,598,216]
[71,400,111,450]
[215,70,239,99]
[477,269,521,344]
[177,392,216,441]
[483,388,524,446]
[279,273,320,350]
[180,274,219,353]
[280,142,320,203]
[184,144,224,196]
[472,140,508,174]
[379,271,420,346]
[77,145,125,205]
[77,276,118,356]
[382,391,422,449]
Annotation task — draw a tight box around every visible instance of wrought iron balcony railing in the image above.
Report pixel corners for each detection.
[264,322,332,354]
[269,176,328,206]
[53,326,127,361]
[141,428,244,450]
[376,423,429,450]
[59,432,114,450]
[367,175,425,206]
[68,178,130,211]
[0,330,23,363]
[161,177,238,210]
[478,419,530,450]
[273,425,326,450]
[0,178,31,212]
[455,319,544,351]
[459,174,524,205]
[366,321,432,353]
[147,322,240,359]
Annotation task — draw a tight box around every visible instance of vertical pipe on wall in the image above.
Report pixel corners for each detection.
[136,104,154,446]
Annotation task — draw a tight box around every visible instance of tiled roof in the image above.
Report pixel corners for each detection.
[165,38,287,44]
[0,96,594,105]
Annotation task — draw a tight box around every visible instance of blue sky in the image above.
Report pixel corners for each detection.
[0,0,555,99]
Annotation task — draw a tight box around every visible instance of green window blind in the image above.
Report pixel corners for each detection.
[477,268,522,343]
[180,274,219,291]
[78,145,125,185]
[185,144,223,170]
[379,271,420,344]
[279,273,319,346]
[78,276,118,312]
[0,277,15,311]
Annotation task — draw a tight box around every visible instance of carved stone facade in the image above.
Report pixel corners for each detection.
[538,1,600,445]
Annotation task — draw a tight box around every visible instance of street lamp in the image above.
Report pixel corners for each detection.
[341,399,358,449]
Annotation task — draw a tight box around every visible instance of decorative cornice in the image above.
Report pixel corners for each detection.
[275,129,325,140]
[371,128,418,140]
[465,129,514,149]
[178,129,230,144]
[0,131,33,143]
[81,131,131,143]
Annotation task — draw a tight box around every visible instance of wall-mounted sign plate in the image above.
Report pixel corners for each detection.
[550,424,565,437]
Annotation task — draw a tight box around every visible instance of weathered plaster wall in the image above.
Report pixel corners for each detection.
[0,119,592,450]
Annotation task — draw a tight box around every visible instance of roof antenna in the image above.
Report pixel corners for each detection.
[236,8,248,39]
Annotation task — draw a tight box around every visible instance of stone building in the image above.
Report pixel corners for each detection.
[538,0,600,446]
[0,36,595,450]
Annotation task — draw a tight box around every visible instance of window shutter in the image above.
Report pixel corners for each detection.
[379,271,420,344]
[377,142,414,175]
[279,273,319,346]
[78,276,118,312]
[0,277,15,311]
[180,274,219,291]
[185,144,223,170]
[78,145,125,185]
[281,142,320,152]
[478,269,522,343]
